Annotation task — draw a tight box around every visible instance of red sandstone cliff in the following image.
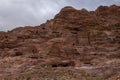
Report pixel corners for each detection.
[0,5,120,80]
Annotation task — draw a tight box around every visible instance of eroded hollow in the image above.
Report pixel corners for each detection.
[51,61,75,68]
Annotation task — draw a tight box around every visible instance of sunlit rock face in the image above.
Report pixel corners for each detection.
[0,5,120,79]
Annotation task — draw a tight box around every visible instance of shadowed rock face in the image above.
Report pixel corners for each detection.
[0,5,120,79]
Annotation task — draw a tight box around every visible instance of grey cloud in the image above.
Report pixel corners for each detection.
[0,0,120,31]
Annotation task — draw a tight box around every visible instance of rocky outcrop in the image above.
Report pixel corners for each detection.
[0,5,120,79]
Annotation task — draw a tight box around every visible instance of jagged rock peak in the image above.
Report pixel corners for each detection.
[96,5,109,12]
[96,4,119,11]
[80,8,88,12]
[60,6,76,12]
[110,4,120,8]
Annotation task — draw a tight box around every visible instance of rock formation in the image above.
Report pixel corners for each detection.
[0,5,120,80]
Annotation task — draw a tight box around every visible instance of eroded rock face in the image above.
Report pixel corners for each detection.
[0,5,120,79]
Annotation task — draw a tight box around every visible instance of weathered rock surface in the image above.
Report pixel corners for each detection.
[0,5,120,79]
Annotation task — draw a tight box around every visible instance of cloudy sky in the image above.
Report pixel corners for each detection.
[0,0,120,31]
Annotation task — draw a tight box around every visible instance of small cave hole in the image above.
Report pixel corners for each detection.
[52,64,58,67]
[42,27,45,30]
